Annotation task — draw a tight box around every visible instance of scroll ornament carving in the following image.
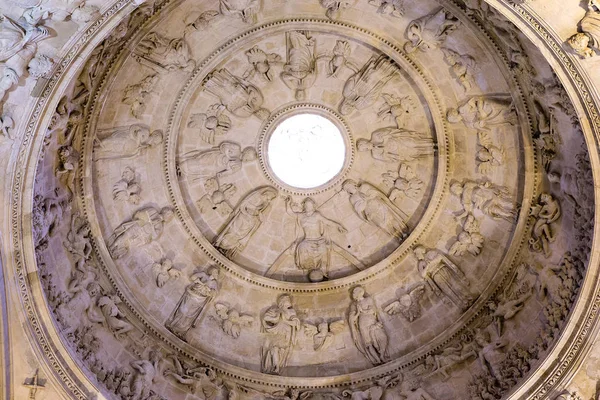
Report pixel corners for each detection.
[135,32,196,72]
[261,294,301,374]
[107,206,174,259]
[348,286,390,365]
[384,282,427,322]
[214,186,277,258]
[476,131,505,174]
[567,0,600,58]
[382,163,424,201]
[213,303,254,338]
[166,267,219,340]
[122,74,159,119]
[281,31,318,101]
[413,246,474,310]
[112,167,141,205]
[368,0,405,18]
[342,179,409,239]
[441,47,480,93]
[448,213,484,257]
[529,193,561,257]
[198,177,237,217]
[93,124,163,161]
[188,103,232,144]
[177,141,257,180]
[339,55,397,116]
[446,96,517,131]
[450,179,516,222]
[243,46,282,82]
[404,8,460,53]
[204,68,270,120]
[303,320,345,351]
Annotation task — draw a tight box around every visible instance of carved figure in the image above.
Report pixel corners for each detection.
[450,180,516,222]
[130,351,161,400]
[368,0,404,17]
[19,0,99,26]
[122,74,158,118]
[339,56,397,115]
[320,0,357,20]
[32,191,64,251]
[268,197,364,282]
[214,186,277,257]
[28,54,53,78]
[526,262,562,302]
[487,290,532,336]
[136,32,195,72]
[177,142,257,180]
[166,268,219,340]
[214,303,254,338]
[0,14,49,103]
[55,145,79,199]
[304,320,345,350]
[424,340,478,380]
[219,0,260,24]
[281,31,318,101]
[204,68,270,119]
[529,193,561,257]
[448,214,484,256]
[163,356,227,399]
[60,282,103,332]
[151,258,181,288]
[474,330,508,379]
[323,40,358,77]
[397,375,436,400]
[341,377,393,400]
[107,206,174,259]
[476,131,505,174]
[447,96,517,131]
[342,179,408,239]
[261,294,301,374]
[97,295,134,337]
[384,282,427,322]
[112,167,141,204]
[404,9,460,53]
[0,114,13,139]
[188,104,232,144]
[378,93,415,129]
[198,178,237,217]
[441,48,479,92]
[357,127,435,163]
[567,1,600,58]
[66,260,97,297]
[348,286,389,365]
[413,246,473,309]
[382,163,424,201]
[63,212,92,261]
[184,10,221,34]
[94,125,163,161]
[243,46,282,81]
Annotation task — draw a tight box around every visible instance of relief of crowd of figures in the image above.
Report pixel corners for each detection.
[25,1,596,399]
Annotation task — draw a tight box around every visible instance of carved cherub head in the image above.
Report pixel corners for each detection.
[351,285,365,301]
[449,181,464,197]
[342,179,358,194]
[412,245,427,260]
[122,167,135,183]
[446,108,462,124]
[568,33,593,58]
[241,147,257,162]
[277,294,293,309]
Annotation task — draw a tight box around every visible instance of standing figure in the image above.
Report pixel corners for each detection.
[339,56,397,115]
[204,68,270,120]
[107,206,174,259]
[261,294,301,375]
[357,127,435,163]
[130,351,161,400]
[529,193,561,257]
[450,180,516,222]
[441,48,479,92]
[166,268,219,340]
[342,179,408,239]
[446,96,517,131]
[93,124,163,161]
[136,32,195,71]
[568,0,600,58]
[281,31,318,101]
[413,246,473,310]
[214,186,278,258]
[268,197,364,282]
[348,286,390,365]
[177,142,257,180]
[404,9,460,53]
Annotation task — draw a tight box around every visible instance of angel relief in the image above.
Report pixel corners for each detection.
[188,104,231,145]
[213,303,254,339]
[303,320,345,351]
[384,282,427,322]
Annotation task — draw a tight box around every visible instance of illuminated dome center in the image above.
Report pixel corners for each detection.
[268,114,345,189]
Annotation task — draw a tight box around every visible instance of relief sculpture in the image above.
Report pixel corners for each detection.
[382,164,424,201]
[404,8,460,53]
[450,179,516,222]
[122,74,159,118]
[413,246,473,310]
[339,55,397,116]
[448,214,484,257]
[219,0,261,24]
[476,131,505,174]
[93,124,163,161]
[281,31,318,101]
[214,186,278,258]
[112,167,141,205]
[304,320,345,351]
[243,46,282,82]
[441,48,479,92]
[342,179,409,239]
[188,104,232,145]
[323,40,358,77]
[107,206,174,259]
[214,303,254,339]
[446,96,517,131]
[368,0,405,17]
[204,68,270,120]
[348,285,390,365]
[135,32,196,72]
[166,267,219,340]
[261,294,301,375]
[529,193,561,257]
[567,0,600,58]
[197,178,237,217]
[177,141,257,181]
[378,93,416,129]
[384,282,427,322]
[357,127,435,163]
[151,258,181,288]
[320,0,357,20]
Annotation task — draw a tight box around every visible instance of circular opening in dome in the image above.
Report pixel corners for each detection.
[268,114,346,189]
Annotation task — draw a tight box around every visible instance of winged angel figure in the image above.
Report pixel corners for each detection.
[214,303,254,338]
[188,104,231,145]
[304,320,345,351]
[384,282,427,322]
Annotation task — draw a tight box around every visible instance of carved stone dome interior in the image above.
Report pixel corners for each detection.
[24,0,596,399]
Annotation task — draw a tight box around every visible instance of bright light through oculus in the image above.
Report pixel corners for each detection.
[268,114,345,189]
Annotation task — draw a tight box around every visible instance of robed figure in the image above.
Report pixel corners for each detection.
[261,294,301,375]
[166,268,219,340]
